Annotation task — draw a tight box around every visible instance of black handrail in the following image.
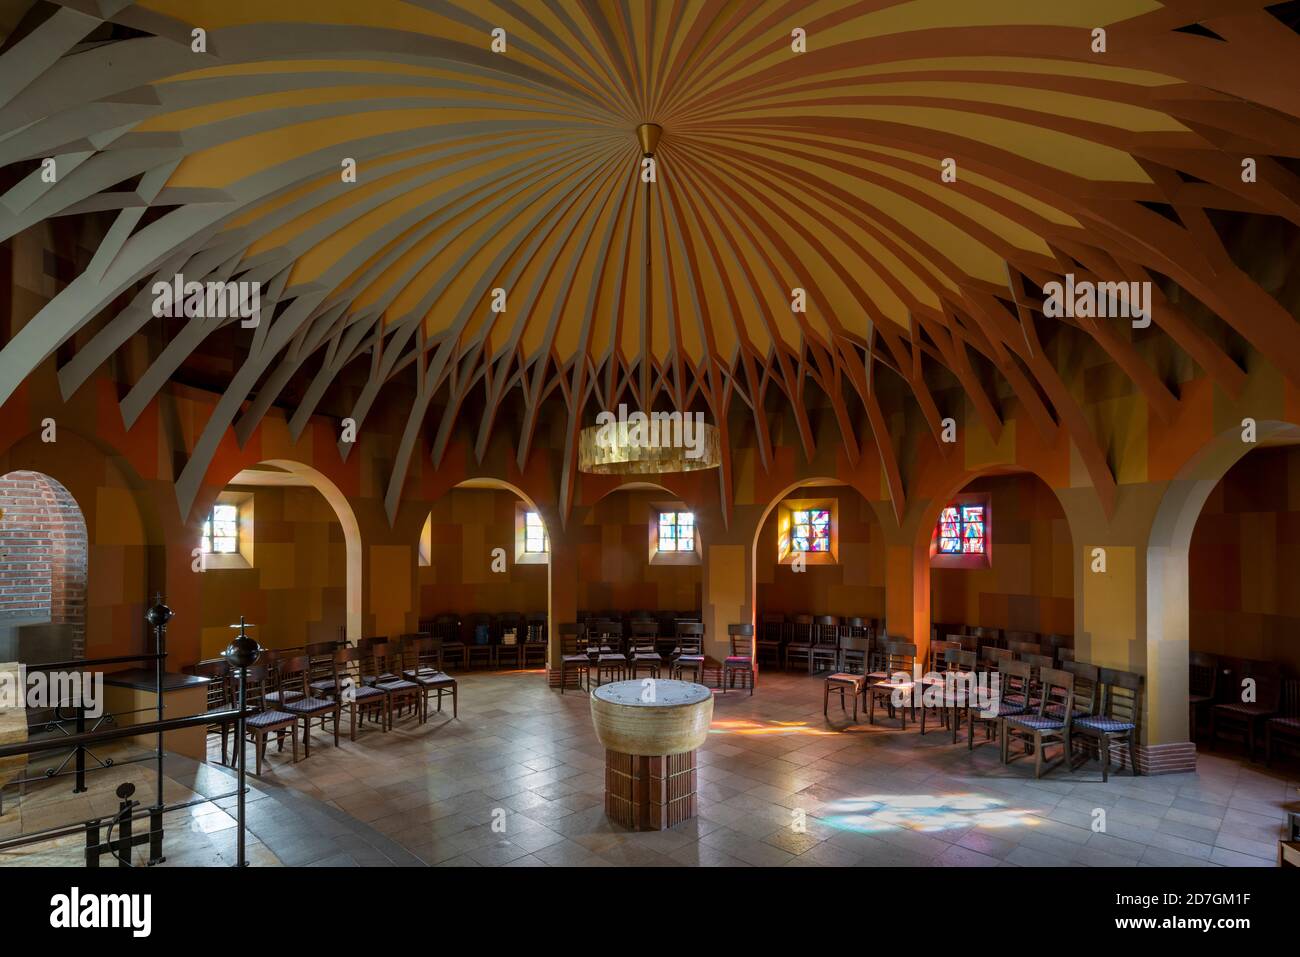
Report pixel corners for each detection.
[19,652,167,671]
[0,707,250,759]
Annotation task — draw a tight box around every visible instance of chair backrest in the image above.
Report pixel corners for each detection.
[194,659,230,708]
[998,660,1032,703]
[1060,660,1099,715]
[727,623,753,657]
[1279,678,1300,718]
[279,655,310,696]
[1004,630,1039,646]
[812,616,839,644]
[1022,653,1053,675]
[839,635,871,670]
[929,639,958,669]
[1037,667,1075,719]
[942,648,976,672]
[1098,668,1142,728]
[677,621,705,639]
[760,613,786,638]
[404,636,442,671]
[1010,641,1042,658]
[980,646,1012,670]
[370,642,400,675]
[239,665,276,710]
[843,616,865,636]
[676,633,703,656]
[1188,652,1218,698]
[631,620,659,639]
[306,640,340,659]
[883,641,916,675]
[1056,647,1075,664]
[525,613,547,643]
[559,624,582,655]
[791,614,813,642]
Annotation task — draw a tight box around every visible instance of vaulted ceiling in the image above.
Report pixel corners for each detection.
[1,0,1299,523]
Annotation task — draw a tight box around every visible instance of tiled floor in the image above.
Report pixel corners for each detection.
[0,748,418,867]
[216,670,1298,867]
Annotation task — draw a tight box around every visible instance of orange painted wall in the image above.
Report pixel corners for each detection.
[930,474,1074,636]
[198,484,347,658]
[1189,446,1300,675]
[754,484,885,620]
[417,488,547,619]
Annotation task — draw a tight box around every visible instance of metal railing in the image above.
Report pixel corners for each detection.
[0,597,260,866]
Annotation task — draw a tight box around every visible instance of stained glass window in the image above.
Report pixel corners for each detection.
[523,511,548,553]
[935,503,986,557]
[202,504,238,554]
[658,511,695,552]
[790,508,831,553]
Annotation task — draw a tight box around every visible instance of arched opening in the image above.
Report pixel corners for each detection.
[196,460,362,658]
[749,479,884,670]
[0,470,88,664]
[416,478,550,670]
[580,481,701,622]
[1179,427,1300,759]
[1147,420,1300,751]
[927,471,1074,647]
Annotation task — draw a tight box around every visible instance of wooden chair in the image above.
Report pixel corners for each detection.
[1188,651,1219,740]
[193,658,232,765]
[364,643,424,726]
[322,647,388,738]
[671,631,706,683]
[867,641,918,728]
[722,624,754,695]
[464,613,494,670]
[1210,660,1282,761]
[591,623,627,686]
[1056,661,1099,765]
[967,659,1031,752]
[559,624,589,694]
[1003,666,1075,778]
[432,614,467,670]
[234,664,298,775]
[839,625,870,672]
[628,621,662,679]
[920,649,977,738]
[259,649,303,709]
[784,614,815,672]
[1055,647,1075,664]
[824,635,872,721]
[401,637,458,719]
[1265,678,1300,767]
[1009,641,1043,659]
[494,612,524,669]
[277,655,341,758]
[1072,668,1142,781]
[757,614,786,668]
[809,616,839,673]
[521,613,548,668]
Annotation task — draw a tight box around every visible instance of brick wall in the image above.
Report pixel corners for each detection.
[0,470,88,657]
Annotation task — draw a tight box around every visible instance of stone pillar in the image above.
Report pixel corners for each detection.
[1058,483,1195,773]
[873,503,931,667]
[543,508,580,678]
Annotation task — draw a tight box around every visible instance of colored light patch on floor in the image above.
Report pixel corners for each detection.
[709,719,838,736]
[822,794,1041,833]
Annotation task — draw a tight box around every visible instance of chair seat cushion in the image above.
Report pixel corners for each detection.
[1074,716,1136,733]
[827,672,865,685]
[1007,714,1065,731]
[248,710,295,727]
[724,656,752,665]
[347,684,385,701]
[677,654,705,664]
[633,652,660,660]
[265,690,303,703]
[562,654,589,664]
[308,679,335,694]
[286,696,338,715]
[376,679,419,692]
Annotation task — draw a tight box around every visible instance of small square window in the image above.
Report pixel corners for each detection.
[657,511,695,552]
[203,503,239,554]
[523,511,548,553]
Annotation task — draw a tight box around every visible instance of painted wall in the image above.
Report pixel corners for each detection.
[198,484,347,658]
[930,473,1074,636]
[576,489,701,614]
[418,487,547,621]
[754,484,885,620]
[1189,445,1300,675]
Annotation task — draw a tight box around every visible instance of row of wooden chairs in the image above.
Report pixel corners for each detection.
[558,622,756,695]
[417,613,547,670]
[192,636,458,775]
[1189,652,1300,763]
[755,614,879,673]
[822,640,1141,781]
